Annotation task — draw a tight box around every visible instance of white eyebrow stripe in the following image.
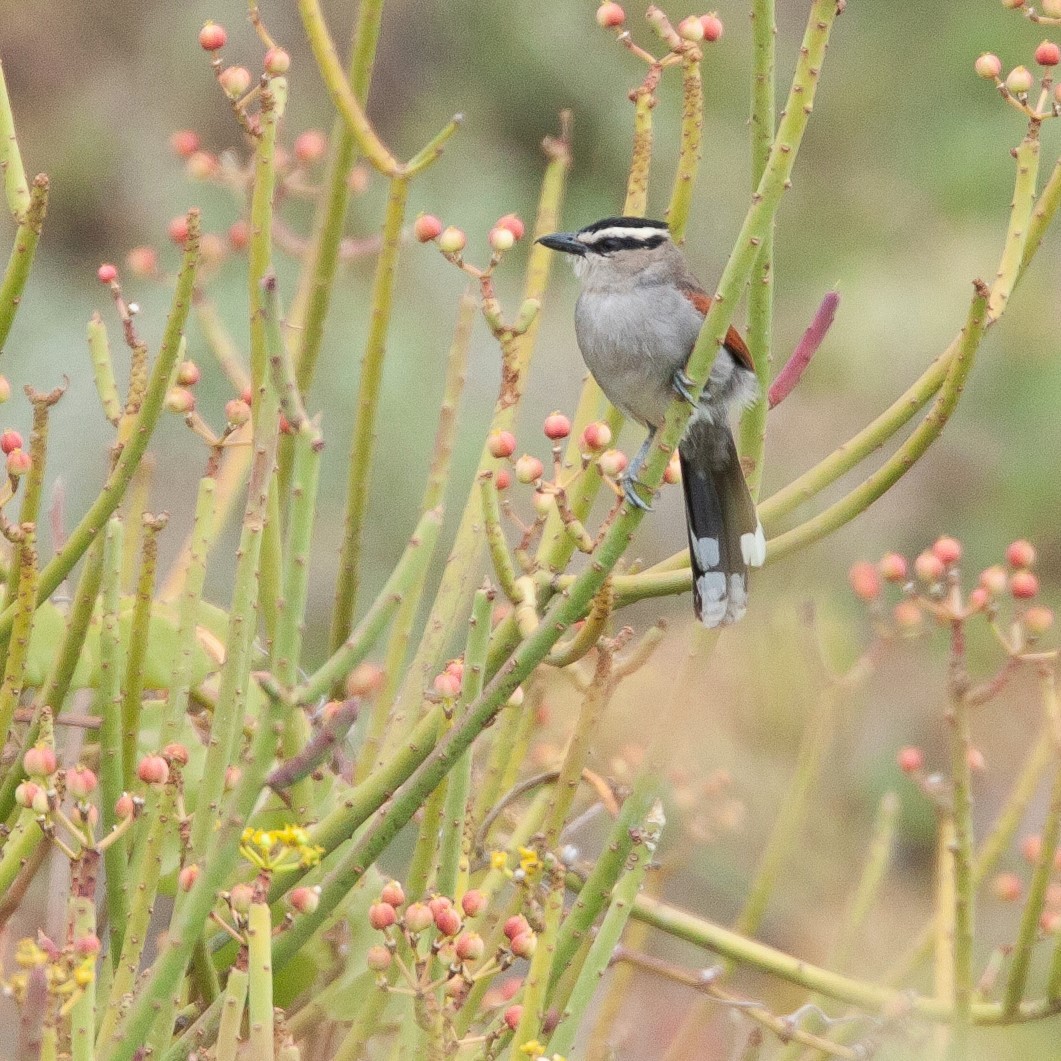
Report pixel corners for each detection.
[577,226,669,245]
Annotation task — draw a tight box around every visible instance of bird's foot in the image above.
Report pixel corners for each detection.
[620,473,653,511]
[671,368,697,406]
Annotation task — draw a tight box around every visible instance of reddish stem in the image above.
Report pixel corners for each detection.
[768,290,839,409]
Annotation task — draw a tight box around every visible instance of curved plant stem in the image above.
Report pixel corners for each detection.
[328,174,408,685]
[0,174,47,355]
[0,59,30,220]
[0,524,37,741]
[666,51,702,243]
[989,128,1040,321]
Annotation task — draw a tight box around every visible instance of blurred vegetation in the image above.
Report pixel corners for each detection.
[3,1,1061,1056]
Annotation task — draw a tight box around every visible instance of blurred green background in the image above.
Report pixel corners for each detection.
[4,0,1061,1056]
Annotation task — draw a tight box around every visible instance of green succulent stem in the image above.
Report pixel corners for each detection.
[0,172,46,356]
[0,59,31,221]
[68,890,97,1061]
[214,967,249,1061]
[248,894,275,1061]
[0,524,37,743]
[666,50,703,244]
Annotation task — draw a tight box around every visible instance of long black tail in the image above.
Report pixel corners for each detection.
[678,421,765,627]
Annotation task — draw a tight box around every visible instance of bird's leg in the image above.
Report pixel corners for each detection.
[620,430,655,511]
[671,367,697,406]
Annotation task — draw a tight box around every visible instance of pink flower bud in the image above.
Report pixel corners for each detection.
[346,661,385,697]
[219,66,252,99]
[404,902,434,933]
[968,586,991,611]
[580,421,612,452]
[532,489,552,515]
[1,429,23,454]
[878,553,908,583]
[454,931,485,961]
[163,742,190,766]
[264,47,291,75]
[289,885,321,914]
[176,361,201,387]
[168,216,190,245]
[199,22,227,51]
[897,746,924,774]
[98,263,118,284]
[663,451,682,485]
[433,670,462,699]
[67,765,98,799]
[165,388,196,414]
[229,883,254,914]
[992,872,1022,903]
[380,880,406,908]
[224,765,241,791]
[438,226,467,254]
[968,746,986,772]
[543,412,571,440]
[24,745,57,777]
[228,220,249,250]
[504,1005,524,1030]
[186,151,218,180]
[1022,834,1043,863]
[495,467,512,490]
[126,246,158,278]
[367,944,392,971]
[225,398,251,426]
[1036,40,1061,66]
[1007,539,1036,569]
[1024,606,1054,634]
[975,53,1003,80]
[294,130,327,164]
[409,213,442,244]
[931,536,962,566]
[892,600,922,632]
[980,565,1009,595]
[369,902,397,930]
[115,792,136,819]
[74,934,102,957]
[1011,571,1039,599]
[700,13,724,41]
[6,449,30,478]
[460,889,486,917]
[137,754,169,786]
[434,905,462,937]
[489,226,515,252]
[515,454,544,484]
[15,781,41,808]
[914,550,945,583]
[678,15,704,41]
[170,130,201,158]
[510,931,537,958]
[598,449,628,478]
[596,2,625,28]
[496,214,525,241]
[1006,65,1034,94]
[0,377,11,403]
[503,914,530,941]
[178,864,200,892]
[488,430,517,459]
[848,561,882,602]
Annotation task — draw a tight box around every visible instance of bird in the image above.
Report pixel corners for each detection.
[536,215,765,626]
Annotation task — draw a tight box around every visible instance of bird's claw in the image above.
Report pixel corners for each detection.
[671,368,697,407]
[621,474,653,511]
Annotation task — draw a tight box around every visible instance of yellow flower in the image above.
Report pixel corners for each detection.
[490,849,508,871]
[519,1041,545,1058]
[517,846,541,874]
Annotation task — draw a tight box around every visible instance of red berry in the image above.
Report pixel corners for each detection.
[0,377,10,404]
[294,130,327,163]
[980,565,1009,595]
[176,360,201,387]
[126,246,158,278]
[67,765,98,798]
[495,468,512,491]
[515,454,545,484]
[461,889,486,917]
[163,742,190,766]
[598,449,628,478]
[405,902,433,933]
[1025,606,1055,634]
[433,670,461,699]
[968,586,991,611]
[488,430,517,459]
[165,388,196,414]
[879,553,908,582]
[97,263,118,284]
[346,661,385,697]
[848,561,882,602]
[975,53,1003,80]
[74,934,102,957]
[510,931,537,958]
[264,46,291,75]
[229,883,254,914]
[700,13,724,41]
[225,398,251,427]
[438,227,467,254]
[1021,834,1043,863]
[580,421,612,452]
[504,1005,523,1030]
[489,226,515,252]
[992,872,1022,903]
[199,22,228,51]
[967,746,986,772]
[1011,571,1039,599]
[369,902,397,930]
[897,746,924,774]
[0,429,23,455]
[289,885,321,914]
[496,214,525,241]
[380,880,406,907]
[1036,40,1061,66]
[1006,540,1036,569]
[6,449,31,477]
[179,864,200,892]
[1007,66,1034,94]
[543,412,572,440]
[414,214,443,243]
[115,792,136,819]
[434,906,462,937]
[168,216,190,245]
[454,932,484,961]
[914,550,945,583]
[170,130,201,158]
[931,536,962,566]
[503,915,530,941]
[137,754,169,786]
[596,2,625,28]
[678,15,704,41]
[228,220,250,250]
[219,66,252,99]
[14,782,40,809]
[367,944,392,971]
[893,600,922,631]
[663,451,682,485]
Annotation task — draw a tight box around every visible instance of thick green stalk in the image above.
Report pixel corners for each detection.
[0,525,37,741]
[0,211,198,641]
[765,281,989,562]
[97,517,129,961]
[359,290,473,783]
[215,967,248,1061]
[248,897,275,1061]
[328,174,408,681]
[100,680,286,1061]
[295,506,443,706]
[436,587,491,899]
[68,892,97,1061]
[0,173,46,354]
[0,807,42,895]
[97,786,176,1049]
[738,0,776,498]
[989,129,1040,321]
[948,683,975,1056]
[665,51,703,243]
[0,59,30,220]
[121,516,164,784]
[88,314,122,425]
[404,716,447,898]
[547,801,663,1056]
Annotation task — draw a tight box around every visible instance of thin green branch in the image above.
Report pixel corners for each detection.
[0,173,47,355]
[665,51,702,243]
[0,59,30,221]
